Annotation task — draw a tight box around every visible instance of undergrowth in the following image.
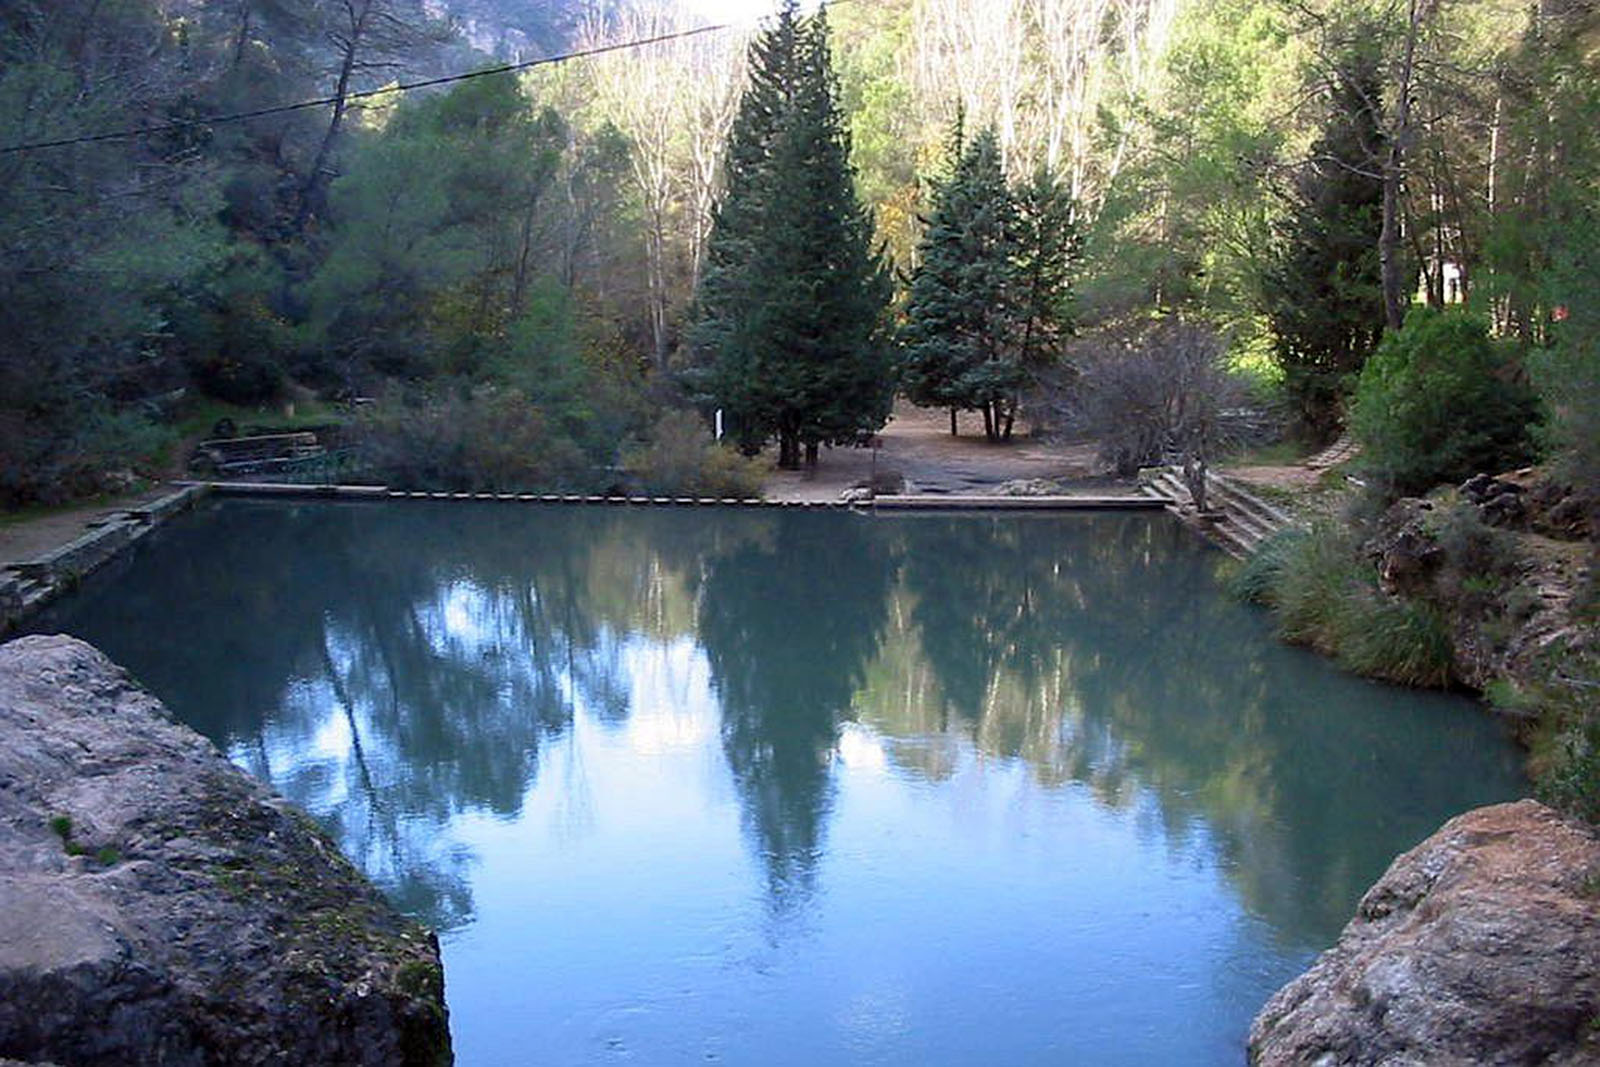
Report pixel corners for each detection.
[1233,522,1454,687]
[1497,596,1600,820]
[1240,500,1600,819]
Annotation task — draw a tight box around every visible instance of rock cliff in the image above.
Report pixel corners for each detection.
[0,635,451,1066]
[1250,799,1600,1066]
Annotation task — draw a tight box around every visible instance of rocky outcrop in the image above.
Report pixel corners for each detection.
[1365,491,1592,693]
[995,477,1065,497]
[1250,800,1600,1066]
[0,635,451,1066]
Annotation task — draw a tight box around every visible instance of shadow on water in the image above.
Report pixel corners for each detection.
[31,499,1523,951]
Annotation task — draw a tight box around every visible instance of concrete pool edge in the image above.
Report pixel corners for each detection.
[191,481,1171,511]
[1,483,210,634]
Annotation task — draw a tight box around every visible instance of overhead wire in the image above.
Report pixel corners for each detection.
[0,3,829,156]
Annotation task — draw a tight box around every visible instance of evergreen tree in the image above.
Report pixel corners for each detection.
[690,1,893,469]
[899,126,1033,442]
[1263,47,1387,441]
[1007,164,1081,438]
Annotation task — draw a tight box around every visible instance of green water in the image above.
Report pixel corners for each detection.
[32,499,1525,1064]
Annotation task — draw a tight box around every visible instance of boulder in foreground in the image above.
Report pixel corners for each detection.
[1250,799,1600,1066]
[0,635,451,1066]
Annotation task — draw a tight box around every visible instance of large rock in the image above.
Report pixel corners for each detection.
[0,635,451,1066]
[1250,799,1600,1066]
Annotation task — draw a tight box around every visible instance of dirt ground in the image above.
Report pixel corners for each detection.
[762,401,1123,502]
[1,403,1323,562]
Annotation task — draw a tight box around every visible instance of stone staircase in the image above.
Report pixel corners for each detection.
[0,568,56,621]
[1305,432,1361,471]
[1141,467,1299,559]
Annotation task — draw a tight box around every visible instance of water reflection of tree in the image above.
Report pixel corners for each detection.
[36,501,709,931]
[696,512,897,911]
[870,512,1521,946]
[37,503,1521,949]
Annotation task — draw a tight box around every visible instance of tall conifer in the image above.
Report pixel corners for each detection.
[899,127,1020,441]
[1263,48,1387,440]
[690,1,892,468]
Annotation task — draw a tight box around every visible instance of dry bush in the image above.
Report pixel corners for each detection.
[1065,320,1248,507]
[355,387,591,492]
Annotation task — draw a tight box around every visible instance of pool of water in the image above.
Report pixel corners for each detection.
[32,499,1526,1064]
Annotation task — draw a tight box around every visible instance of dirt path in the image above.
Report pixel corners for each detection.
[0,486,173,565]
[762,401,1126,502]
[0,405,1129,561]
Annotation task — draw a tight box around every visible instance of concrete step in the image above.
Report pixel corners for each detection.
[1205,474,1293,530]
[1141,466,1296,560]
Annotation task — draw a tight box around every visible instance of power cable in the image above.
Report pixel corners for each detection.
[0,7,794,156]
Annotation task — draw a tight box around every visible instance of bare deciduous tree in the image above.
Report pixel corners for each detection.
[909,0,1179,211]
[1065,320,1246,510]
[573,1,745,369]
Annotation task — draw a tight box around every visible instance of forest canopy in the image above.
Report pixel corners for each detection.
[0,0,1595,506]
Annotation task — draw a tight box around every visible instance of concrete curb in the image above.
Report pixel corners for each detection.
[2,484,210,633]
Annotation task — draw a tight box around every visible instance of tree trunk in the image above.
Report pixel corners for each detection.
[510,182,544,314]
[981,402,996,442]
[1001,395,1017,441]
[778,431,800,470]
[298,0,371,232]
[1380,0,1428,331]
[949,407,958,436]
[805,440,818,467]
[231,2,252,70]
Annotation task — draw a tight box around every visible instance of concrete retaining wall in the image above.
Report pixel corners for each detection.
[0,485,209,633]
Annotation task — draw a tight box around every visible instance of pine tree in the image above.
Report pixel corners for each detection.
[1006,164,1080,439]
[1263,47,1388,441]
[898,126,1020,442]
[689,1,893,469]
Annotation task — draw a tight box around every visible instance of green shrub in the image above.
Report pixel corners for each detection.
[1535,203,1600,518]
[0,401,171,507]
[620,411,765,499]
[1263,521,1368,646]
[1352,308,1542,496]
[1332,593,1454,688]
[1237,521,1454,687]
[355,387,592,492]
[1433,501,1524,615]
[1516,643,1600,822]
[1228,526,1308,605]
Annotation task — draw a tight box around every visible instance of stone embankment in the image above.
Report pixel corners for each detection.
[0,635,451,1066]
[0,486,206,635]
[1250,800,1600,1066]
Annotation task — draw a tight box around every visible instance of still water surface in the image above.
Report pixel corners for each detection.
[35,500,1525,1064]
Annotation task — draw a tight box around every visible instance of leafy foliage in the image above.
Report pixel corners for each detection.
[355,387,590,492]
[1352,308,1542,497]
[620,411,765,498]
[1535,202,1600,516]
